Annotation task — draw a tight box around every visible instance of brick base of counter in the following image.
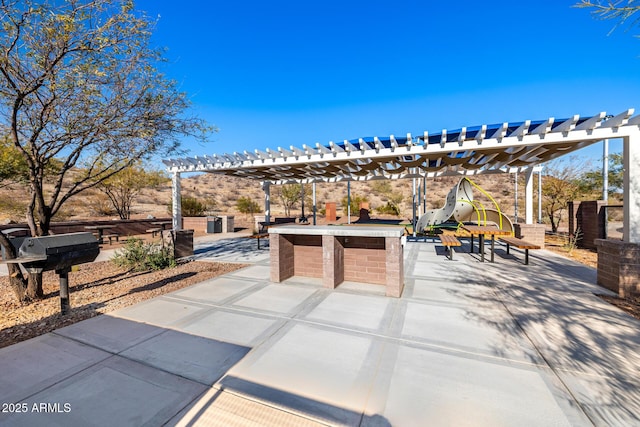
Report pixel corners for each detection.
[595,239,640,297]
[270,233,404,297]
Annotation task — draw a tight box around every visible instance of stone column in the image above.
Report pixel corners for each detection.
[322,235,344,288]
[595,239,640,297]
[514,223,546,249]
[172,172,181,231]
[385,237,404,297]
[270,234,294,282]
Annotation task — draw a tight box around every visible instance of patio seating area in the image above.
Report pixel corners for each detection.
[1,233,639,426]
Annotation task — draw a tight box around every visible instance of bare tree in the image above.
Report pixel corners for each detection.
[576,1,640,33]
[98,162,166,220]
[542,158,591,233]
[0,0,212,301]
[274,184,301,217]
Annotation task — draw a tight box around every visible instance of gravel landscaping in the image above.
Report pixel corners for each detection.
[0,260,246,349]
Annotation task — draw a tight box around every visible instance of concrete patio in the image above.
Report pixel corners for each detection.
[1,234,639,426]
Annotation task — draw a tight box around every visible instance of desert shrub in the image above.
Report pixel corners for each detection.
[237,196,261,214]
[340,193,369,215]
[88,194,117,216]
[112,238,176,272]
[376,202,401,216]
[178,196,209,216]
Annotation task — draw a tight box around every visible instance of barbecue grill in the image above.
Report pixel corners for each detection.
[1,232,100,314]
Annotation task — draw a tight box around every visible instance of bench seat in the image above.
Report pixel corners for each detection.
[499,236,541,265]
[438,234,461,260]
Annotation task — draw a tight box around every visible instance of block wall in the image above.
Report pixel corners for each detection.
[595,239,640,297]
[514,224,546,248]
[270,234,295,282]
[293,235,323,278]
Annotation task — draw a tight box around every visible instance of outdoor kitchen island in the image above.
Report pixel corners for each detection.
[269,225,405,297]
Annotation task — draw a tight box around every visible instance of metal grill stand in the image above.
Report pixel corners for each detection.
[0,233,99,314]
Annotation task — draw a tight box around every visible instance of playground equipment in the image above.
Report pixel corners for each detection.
[416,177,514,234]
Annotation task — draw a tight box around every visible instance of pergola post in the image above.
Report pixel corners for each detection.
[514,172,519,223]
[263,181,271,225]
[312,182,317,225]
[172,172,181,231]
[347,180,351,224]
[596,132,640,297]
[300,183,306,222]
[603,139,609,202]
[412,177,417,236]
[525,167,534,224]
[538,170,542,223]
[423,175,427,214]
[623,134,639,244]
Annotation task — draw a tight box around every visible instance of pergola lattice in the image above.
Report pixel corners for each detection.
[164,109,640,243]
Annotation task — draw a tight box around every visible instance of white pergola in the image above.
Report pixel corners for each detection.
[164,109,640,244]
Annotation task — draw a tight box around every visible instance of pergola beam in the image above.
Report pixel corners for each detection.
[164,110,640,243]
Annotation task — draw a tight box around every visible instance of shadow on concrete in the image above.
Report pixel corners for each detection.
[0,315,251,426]
[450,247,640,425]
[192,237,269,259]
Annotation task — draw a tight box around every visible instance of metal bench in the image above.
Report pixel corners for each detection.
[499,236,541,265]
[438,234,461,260]
[146,228,162,238]
[248,233,269,249]
[102,233,120,245]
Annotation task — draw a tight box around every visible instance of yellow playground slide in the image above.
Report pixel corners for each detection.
[415,177,513,234]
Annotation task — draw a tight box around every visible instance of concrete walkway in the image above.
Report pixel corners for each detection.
[1,235,639,426]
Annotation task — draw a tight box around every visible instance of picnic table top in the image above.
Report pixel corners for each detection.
[461,225,511,236]
[84,225,116,230]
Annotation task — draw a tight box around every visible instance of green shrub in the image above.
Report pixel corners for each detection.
[112,238,176,272]
[168,197,211,216]
[181,197,208,216]
[340,193,369,215]
[236,196,261,214]
[376,202,401,216]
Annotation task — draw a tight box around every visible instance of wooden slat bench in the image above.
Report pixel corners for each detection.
[438,234,462,260]
[499,236,541,265]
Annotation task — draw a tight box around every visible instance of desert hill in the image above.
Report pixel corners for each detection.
[0,171,535,226]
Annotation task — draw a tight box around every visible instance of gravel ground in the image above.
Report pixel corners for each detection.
[0,260,246,349]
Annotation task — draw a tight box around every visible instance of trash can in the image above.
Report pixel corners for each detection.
[206,217,222,233]
[173,230,193,258]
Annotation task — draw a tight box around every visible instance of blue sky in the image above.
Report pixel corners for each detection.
[137,0,640,161]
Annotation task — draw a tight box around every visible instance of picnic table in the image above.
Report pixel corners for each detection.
[84,225,116,244]
[461,225,511,263]
[151,221,172,230]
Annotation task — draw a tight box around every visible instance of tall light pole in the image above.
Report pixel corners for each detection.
[603,139,609,202]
